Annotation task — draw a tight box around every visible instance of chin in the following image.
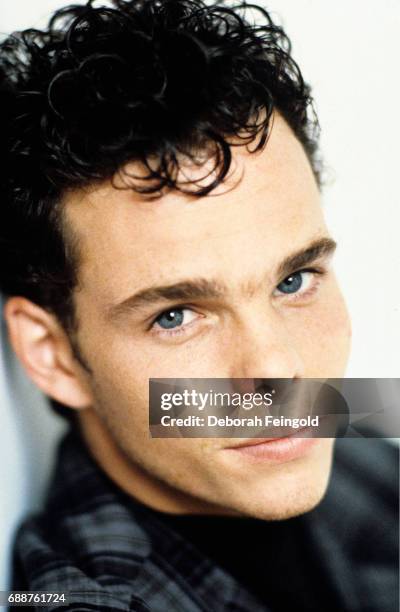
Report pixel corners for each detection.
[256,475,331,521]
[218,438,335,521]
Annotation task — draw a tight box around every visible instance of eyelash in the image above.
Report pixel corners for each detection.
[149,267,326,338]
[274,267,324,301]
[150,307,201,338]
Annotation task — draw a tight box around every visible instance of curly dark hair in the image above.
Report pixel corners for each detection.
[0,0,320,331]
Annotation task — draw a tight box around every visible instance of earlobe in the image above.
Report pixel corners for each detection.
[3,297,93,410]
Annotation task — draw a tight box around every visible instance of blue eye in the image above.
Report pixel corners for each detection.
[151,308,201,336]
[154,309,184,329]
[276,271,303,294]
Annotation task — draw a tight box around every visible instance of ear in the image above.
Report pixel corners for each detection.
[3,296,93,410]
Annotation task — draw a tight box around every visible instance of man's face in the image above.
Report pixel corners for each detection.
[65,115,351,519]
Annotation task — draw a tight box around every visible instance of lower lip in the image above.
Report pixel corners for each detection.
[226,433,319,464]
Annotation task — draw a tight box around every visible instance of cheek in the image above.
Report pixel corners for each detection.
[103,330,228,382]
[286,281,351,376]
[85,333,215,436]
[92,364,148,432]
[84,346,219,476]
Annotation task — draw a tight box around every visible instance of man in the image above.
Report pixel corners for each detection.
[1,0,397,610]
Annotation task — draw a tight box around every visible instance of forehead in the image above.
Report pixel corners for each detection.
[64,116,324,301]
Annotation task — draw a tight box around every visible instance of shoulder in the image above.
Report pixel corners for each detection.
[328,438,398,564]
[13,497,153,610]
[11,429,188,610]
[330,437,398,515]
[305,438,398,612]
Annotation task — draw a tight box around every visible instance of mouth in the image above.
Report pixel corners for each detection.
[224,426,320,463]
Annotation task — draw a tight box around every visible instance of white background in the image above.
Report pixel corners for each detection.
[1,0,399,590]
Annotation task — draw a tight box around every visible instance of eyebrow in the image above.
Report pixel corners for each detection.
[107,236,336,319]
[276,236,336,279]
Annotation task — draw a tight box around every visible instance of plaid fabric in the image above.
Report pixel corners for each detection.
[12,431,399,612]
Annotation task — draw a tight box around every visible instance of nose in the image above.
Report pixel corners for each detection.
[228,308,304,381]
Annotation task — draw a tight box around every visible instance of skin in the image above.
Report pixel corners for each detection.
[5,114,351,520]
